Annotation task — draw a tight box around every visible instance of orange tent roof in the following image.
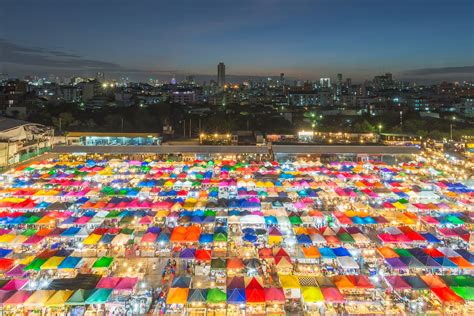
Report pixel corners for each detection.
[449,256,473,269]
[332,275,355,289]
[377,246,399,259]
[301,246,321,258]
[227,258,244,269]
[166,288,189,305]
[420,275,446,289]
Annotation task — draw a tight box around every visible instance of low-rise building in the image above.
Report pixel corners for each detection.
[0,117,54,167]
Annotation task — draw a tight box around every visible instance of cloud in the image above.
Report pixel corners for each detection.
[403,66,474,76]
[0,39,176,74]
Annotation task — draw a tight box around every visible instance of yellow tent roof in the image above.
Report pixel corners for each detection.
[0,234,16,243]
[392,202,407,210]
[279,275,300,289]
[20,255,35,265]
[41,256,65,270]
[24,290,55,306]
[83,233,102,245]
[45,290,74,307]
[301,286,324,303]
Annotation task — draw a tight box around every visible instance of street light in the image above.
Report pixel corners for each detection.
[450,116,456,140]
[378,124,382,134]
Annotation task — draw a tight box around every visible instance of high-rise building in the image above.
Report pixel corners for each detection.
[336,73,343,100]
[217,62,225,89]
[320,77,331,88]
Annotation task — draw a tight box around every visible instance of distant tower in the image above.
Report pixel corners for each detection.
[217,62,226,89]
[280,73,285,85]
[95,72,105,82]
[336,73,343,100]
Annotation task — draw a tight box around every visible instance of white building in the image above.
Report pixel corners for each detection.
[0,117,54,167]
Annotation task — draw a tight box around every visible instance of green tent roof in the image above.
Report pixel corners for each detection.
[394,248,413,257]
[207,288,226,303]
[106,210,121,218]
[213,232,227,242]
[338,232,355,243]
[451,286,474,301]
[210,258,227,269]
[25,216,40,224]
[121,228,134,235]
[446,215,464,225]
[66,289,92,305]
[204,210,216,217]
[92,256,113,269]
[21,228,37,236]
[442,275,474,287]
[85,289,112,304]
[24,257,46,271]
[289,216,302,225]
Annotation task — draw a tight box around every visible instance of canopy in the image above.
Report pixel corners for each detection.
[301,286,324,303]
[207,288,227,304]
[85,288,112,304]
[166,288,189,305]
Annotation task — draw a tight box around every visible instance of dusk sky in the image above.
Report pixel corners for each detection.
[1,0,473,82]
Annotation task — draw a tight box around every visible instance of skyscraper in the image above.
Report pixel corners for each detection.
[336,73,343,101]
[320,77,331,88]
[217,62,225,89]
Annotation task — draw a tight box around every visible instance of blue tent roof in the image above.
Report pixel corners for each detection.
[58,256,82,269]
[0,248,12,258]
[265,216,278,225]
[433,257,458,268]
[61,227,81,237]
[319,247,336,259]
[296,234,312,244]
[99,234,115,244]
[243,234,257,243]
[420,232,441,243]
[333,247,351,257]
[199,234,214,244]
[227,288,246,304]
[455,249,474,263]
[157,233,170,243]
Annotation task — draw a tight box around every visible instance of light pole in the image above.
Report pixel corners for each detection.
[450,116,456,140]
[378,124,382,134]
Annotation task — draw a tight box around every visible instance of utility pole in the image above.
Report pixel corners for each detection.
[121,118,124,132]
[183,120,186,138]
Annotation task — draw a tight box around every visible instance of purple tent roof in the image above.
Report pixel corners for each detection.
[385,257,408,269]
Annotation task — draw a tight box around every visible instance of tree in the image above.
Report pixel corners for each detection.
[52,112,75,131]
[352,119,375,133]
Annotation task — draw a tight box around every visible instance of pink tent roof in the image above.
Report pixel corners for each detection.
[23,235,44,245]
[264,287,285,302]
[2,279,28,291]
[6,264,26,277]
[141,232,157,243]
[3,290,31,305]
[96,277,121,289]
[321,287,345,303]
[385,276,411,290]
[75,216,91,224]
[114,277,138,290]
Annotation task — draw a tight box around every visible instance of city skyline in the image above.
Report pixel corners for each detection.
[1,0,473,83]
